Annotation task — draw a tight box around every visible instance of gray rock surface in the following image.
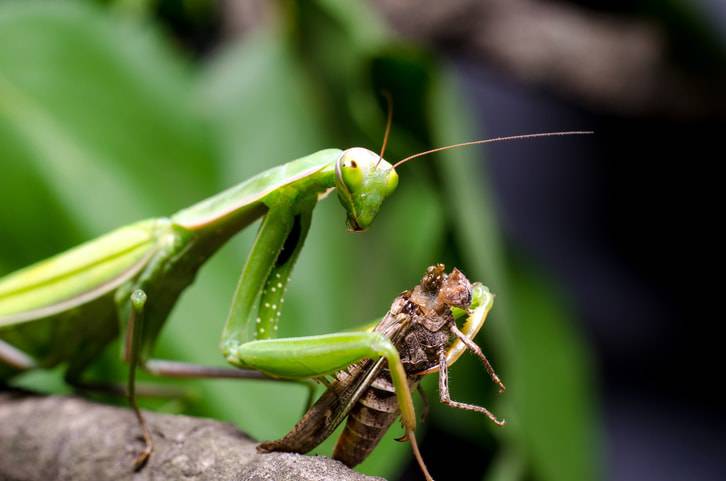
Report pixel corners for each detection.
[0,391,385,481]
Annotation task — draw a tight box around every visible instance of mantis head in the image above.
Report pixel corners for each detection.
[335,92,591,232]
[335,147,398,232]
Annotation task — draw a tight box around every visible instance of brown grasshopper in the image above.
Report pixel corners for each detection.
[259,264,506,480]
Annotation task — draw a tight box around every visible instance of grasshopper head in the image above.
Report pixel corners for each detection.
[335,147,399,231]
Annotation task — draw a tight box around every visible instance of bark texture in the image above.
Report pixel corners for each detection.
[0,390,385,481]
[222,0,726,117]
[370,0,726,117]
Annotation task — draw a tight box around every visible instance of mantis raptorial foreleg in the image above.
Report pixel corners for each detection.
[223,198,314,346]
[237,331,427,477]
[224,331,417,437]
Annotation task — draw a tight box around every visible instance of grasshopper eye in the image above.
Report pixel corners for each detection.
[341,161,364,191]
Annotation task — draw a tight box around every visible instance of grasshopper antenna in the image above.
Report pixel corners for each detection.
[393,131,594,169]
[375,91,393,168]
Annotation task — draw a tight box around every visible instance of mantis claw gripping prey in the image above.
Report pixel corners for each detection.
[260,263,505,481]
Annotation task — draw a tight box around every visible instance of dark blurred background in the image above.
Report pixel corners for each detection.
[1,1,723,481]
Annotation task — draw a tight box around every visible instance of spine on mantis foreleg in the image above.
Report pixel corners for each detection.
[256,264,292,339]
[255,204,313,339]
[221,194,316,352]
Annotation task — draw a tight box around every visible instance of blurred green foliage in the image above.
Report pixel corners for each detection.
[0,1,599,480]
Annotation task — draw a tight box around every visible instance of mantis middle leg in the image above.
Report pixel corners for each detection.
[121,290,317,468]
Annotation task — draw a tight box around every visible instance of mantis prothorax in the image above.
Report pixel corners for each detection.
[0,118,592,471]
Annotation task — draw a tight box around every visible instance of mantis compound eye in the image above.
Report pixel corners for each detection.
[340,160,364,191]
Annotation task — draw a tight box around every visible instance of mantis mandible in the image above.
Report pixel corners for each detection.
[0,118,591,471]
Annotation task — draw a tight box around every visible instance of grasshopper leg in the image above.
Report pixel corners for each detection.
[451,324,505,393]
[437,349,505,426]
[0,339,36,371]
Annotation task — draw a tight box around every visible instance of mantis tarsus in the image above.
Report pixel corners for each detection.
[0,126,591,475]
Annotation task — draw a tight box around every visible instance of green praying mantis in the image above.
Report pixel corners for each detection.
[0,122,591,477]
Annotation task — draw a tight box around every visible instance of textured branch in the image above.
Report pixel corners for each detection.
[370,0,726,117]
[220,0,725,116]
[0,390,384,481]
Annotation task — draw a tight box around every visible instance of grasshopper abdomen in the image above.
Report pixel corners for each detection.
[333,372,413,467]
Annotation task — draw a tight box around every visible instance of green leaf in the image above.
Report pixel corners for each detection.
[0,1,215,237]
[506,258,601,481]
[0,0,218,400]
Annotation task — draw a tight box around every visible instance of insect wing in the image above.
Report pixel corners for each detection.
[260,356,386,454]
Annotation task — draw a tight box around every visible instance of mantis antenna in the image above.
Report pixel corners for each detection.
[393,131,594,169]
[375,91,394,168]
